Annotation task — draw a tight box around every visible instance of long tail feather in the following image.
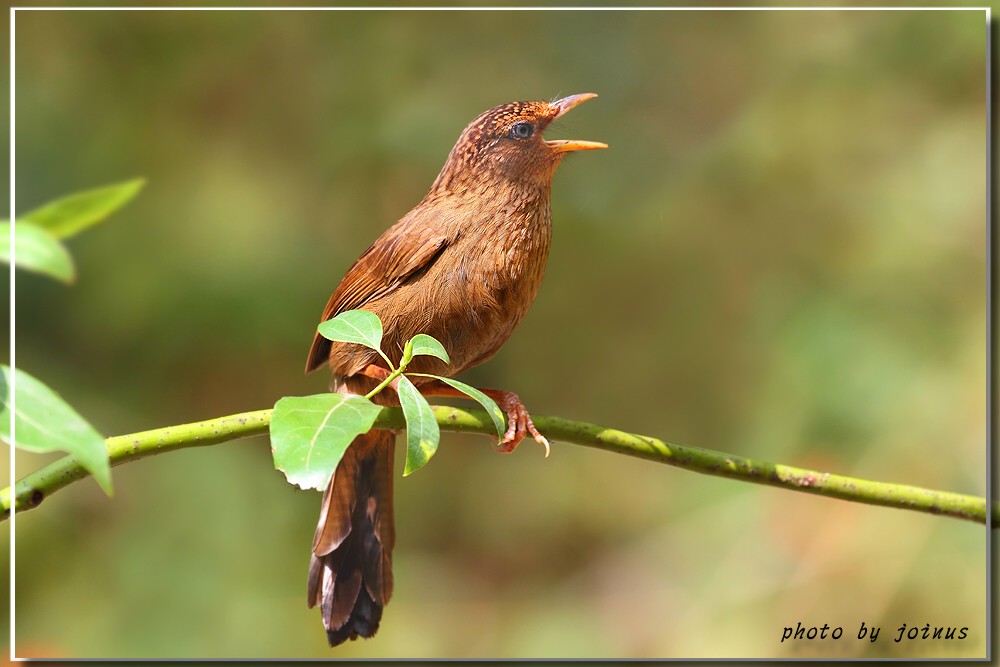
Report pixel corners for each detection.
[307,429,395,646]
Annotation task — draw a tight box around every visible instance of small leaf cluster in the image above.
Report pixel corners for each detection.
[1,180,145,495]
[270,310,506,490]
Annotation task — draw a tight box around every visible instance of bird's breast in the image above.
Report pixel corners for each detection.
[356,190,553,381]
[436,202,551,370]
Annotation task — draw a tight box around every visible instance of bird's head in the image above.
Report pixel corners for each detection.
[431,93,607,194]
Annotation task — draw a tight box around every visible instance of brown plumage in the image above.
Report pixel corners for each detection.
[305,94,606,646]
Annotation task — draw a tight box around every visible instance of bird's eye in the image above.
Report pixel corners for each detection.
[510,122,534,139]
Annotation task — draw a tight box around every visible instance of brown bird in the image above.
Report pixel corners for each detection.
[305,94,606,646]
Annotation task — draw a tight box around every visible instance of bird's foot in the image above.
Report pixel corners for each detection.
[371,375,551,457]
[490,390,550,457]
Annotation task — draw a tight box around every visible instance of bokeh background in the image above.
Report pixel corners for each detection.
[5,8,987,659]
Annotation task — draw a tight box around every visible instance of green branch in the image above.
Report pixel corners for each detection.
[2,407,993,527]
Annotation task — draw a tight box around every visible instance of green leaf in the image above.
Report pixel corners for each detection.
[408,334,450,364]
[431,376,505,442]
[0,221,75,282]
[21,178,145,240]
[270,393,381,491]
[317,309,383,352]
[0,365,112,495]
[398,375,439,476]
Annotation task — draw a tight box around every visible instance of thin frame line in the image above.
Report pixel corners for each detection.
[7,5,991,662]
[6,5,995,10]
[8,6,15,664]
[985,6,993,666]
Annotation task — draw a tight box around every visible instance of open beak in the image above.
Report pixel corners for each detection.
[546,93,609,154]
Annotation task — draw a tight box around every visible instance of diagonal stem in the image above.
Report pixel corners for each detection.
[1,407,993,528]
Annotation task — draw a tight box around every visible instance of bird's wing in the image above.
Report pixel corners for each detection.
[306,217,450,373]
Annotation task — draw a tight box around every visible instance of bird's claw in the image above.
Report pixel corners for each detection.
[495,392,550,457]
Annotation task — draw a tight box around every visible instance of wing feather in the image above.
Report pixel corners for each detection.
[306,215,450,373]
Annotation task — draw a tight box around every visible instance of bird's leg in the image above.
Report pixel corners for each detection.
[359,364,407,396]
[357,369,549,454]
[360,364,394,384]
[414,380,550,457]
[357,365,405,434]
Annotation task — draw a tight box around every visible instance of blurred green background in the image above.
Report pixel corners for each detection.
[6,8,987,659]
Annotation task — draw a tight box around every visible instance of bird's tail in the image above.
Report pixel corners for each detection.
[307,429,396,646]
